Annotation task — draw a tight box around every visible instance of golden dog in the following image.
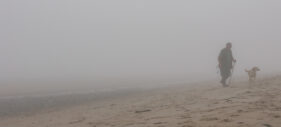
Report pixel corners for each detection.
[245,67,260,84]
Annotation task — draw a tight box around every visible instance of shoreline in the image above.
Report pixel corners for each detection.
[0,88,150,118]
[1,75,281,127]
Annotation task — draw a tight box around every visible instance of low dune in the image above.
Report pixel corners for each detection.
[1,75,281,127]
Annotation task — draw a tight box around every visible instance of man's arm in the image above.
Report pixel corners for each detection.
[218,50,223,66]
[218,54,221,63]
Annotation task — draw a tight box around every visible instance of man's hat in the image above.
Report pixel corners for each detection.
[226,42,232,46]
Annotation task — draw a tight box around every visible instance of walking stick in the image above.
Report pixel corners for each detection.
[228,62,236,85]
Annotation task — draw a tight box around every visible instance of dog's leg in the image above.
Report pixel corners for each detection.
[249,78,254,86]
[253,77,256,85]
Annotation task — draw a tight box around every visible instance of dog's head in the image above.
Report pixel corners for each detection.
[252,67,260,72]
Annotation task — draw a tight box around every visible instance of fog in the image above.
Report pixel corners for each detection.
[1,0,281,96]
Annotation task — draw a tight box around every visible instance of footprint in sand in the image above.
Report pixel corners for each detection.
[221,118,233,123]
[179,114,192,119]
[178,120,197,127]
[200,117,218,121]
[263,124,273,127]
[153,122,167,125]
[213,101,220,104]
[237,122,244,124]
[237,109,244,113]
[267,113,281,118]
[230,114,240,117]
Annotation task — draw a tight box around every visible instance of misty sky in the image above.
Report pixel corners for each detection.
[1,0,281,82]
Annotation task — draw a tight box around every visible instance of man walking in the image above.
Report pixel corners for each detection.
[218,42,236,87]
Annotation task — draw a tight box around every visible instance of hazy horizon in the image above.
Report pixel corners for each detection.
[1,0,281,92]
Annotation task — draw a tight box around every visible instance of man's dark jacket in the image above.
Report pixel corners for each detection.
[218,48,234,69]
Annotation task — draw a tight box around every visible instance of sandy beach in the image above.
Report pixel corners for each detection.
[1,75,281,127]
[3,0,281,126]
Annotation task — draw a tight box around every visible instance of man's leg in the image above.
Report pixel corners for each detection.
[220,68,228,86]
[220,67,232,87]
[224,69,232,86]
[221,76,227,86]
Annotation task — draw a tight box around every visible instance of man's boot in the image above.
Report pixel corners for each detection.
[221,78,227,87]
